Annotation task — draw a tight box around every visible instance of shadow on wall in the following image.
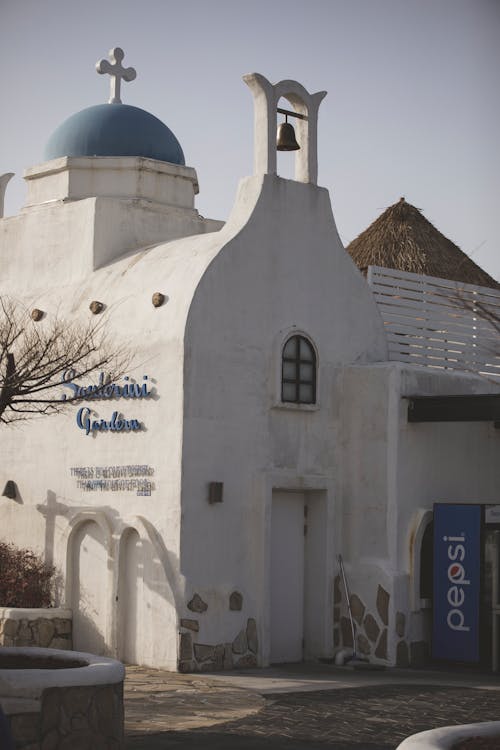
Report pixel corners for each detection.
[72,605,106,656]
[35,493,183,661]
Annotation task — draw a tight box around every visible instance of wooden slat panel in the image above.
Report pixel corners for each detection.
[384,311,500,330]
[372,287,500,314]
[380,308,500,331]
[368,266,500,378]
[384,328,499,349]
[386,351,500,374]
[387,341,498,361]
[369,266,500,298]
[372,287,500,315]
[386,327,499,347]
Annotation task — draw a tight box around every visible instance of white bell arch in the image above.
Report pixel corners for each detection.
[243,72,326,184]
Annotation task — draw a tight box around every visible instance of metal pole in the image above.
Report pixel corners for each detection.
[338,554,357,659]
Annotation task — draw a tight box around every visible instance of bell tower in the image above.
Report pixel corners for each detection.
[243,73,326,185]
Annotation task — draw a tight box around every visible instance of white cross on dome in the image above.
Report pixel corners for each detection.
[96,47,136,104]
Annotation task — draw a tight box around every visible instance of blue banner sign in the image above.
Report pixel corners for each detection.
[432,503,481,662]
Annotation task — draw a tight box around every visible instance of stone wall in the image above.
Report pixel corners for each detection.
[0,608,72,650]
[334,576,390,662]
[179,618,258,672]
[5,682,123,749]
[333,576,430,666]
[178,591,259,672]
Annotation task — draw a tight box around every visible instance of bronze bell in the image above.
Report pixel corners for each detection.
[276,120,300,151]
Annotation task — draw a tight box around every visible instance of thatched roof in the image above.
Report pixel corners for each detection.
[346,198,499,289]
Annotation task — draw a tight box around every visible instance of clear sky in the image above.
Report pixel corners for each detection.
[1,0,499,281]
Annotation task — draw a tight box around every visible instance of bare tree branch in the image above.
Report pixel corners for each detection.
[454,289,500,336]
[0,297,129,424]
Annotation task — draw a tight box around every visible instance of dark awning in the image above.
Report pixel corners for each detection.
[407,394,500,424]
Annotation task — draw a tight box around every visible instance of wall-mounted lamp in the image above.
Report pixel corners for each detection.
[2,480,17,500]
[276,107,305,152]
[208,482,223,504]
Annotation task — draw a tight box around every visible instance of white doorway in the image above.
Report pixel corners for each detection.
[270,491,306,662]
[269,489,329,663]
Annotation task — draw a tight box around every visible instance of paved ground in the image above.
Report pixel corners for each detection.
[125,666,265,735]
[124,663,500,750]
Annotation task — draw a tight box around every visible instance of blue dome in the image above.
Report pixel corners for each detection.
[44,103,185,165]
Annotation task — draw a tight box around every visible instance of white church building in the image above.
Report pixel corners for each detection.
[1,49,499,672]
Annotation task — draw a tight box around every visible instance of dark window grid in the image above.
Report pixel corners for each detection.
[281,337,316,404]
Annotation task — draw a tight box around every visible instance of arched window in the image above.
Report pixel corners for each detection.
[281,335,317,404]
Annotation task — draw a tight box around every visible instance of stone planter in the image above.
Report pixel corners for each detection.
[396,721,500,749]
[0,607,73,650]
[0,646,125,749]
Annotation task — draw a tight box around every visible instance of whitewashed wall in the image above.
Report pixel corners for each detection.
[179,173,388,666]
[339,362,500,664]
[0,163,389,669]
[0,156,223,669]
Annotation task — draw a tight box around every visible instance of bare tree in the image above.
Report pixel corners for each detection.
[0,297,127,424]
[456,294,500,336]
[451,286,500,378]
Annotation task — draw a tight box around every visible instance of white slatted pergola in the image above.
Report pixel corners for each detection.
[367,266,500,379]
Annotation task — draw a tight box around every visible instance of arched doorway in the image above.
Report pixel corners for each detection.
[118,528,144,664]
[70,520,108,654]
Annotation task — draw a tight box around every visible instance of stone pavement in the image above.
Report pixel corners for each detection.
[124,663,500,750]
[125,665,265,735]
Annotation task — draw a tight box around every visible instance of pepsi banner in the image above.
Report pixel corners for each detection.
[432,503,481,662]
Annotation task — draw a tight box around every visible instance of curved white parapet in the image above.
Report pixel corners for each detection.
[0,646,125,700]
[0,607,72,621]
[396,721,500,749]
[0,172,14,218]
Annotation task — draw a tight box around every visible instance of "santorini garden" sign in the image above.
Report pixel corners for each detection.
[61,370,153,435]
